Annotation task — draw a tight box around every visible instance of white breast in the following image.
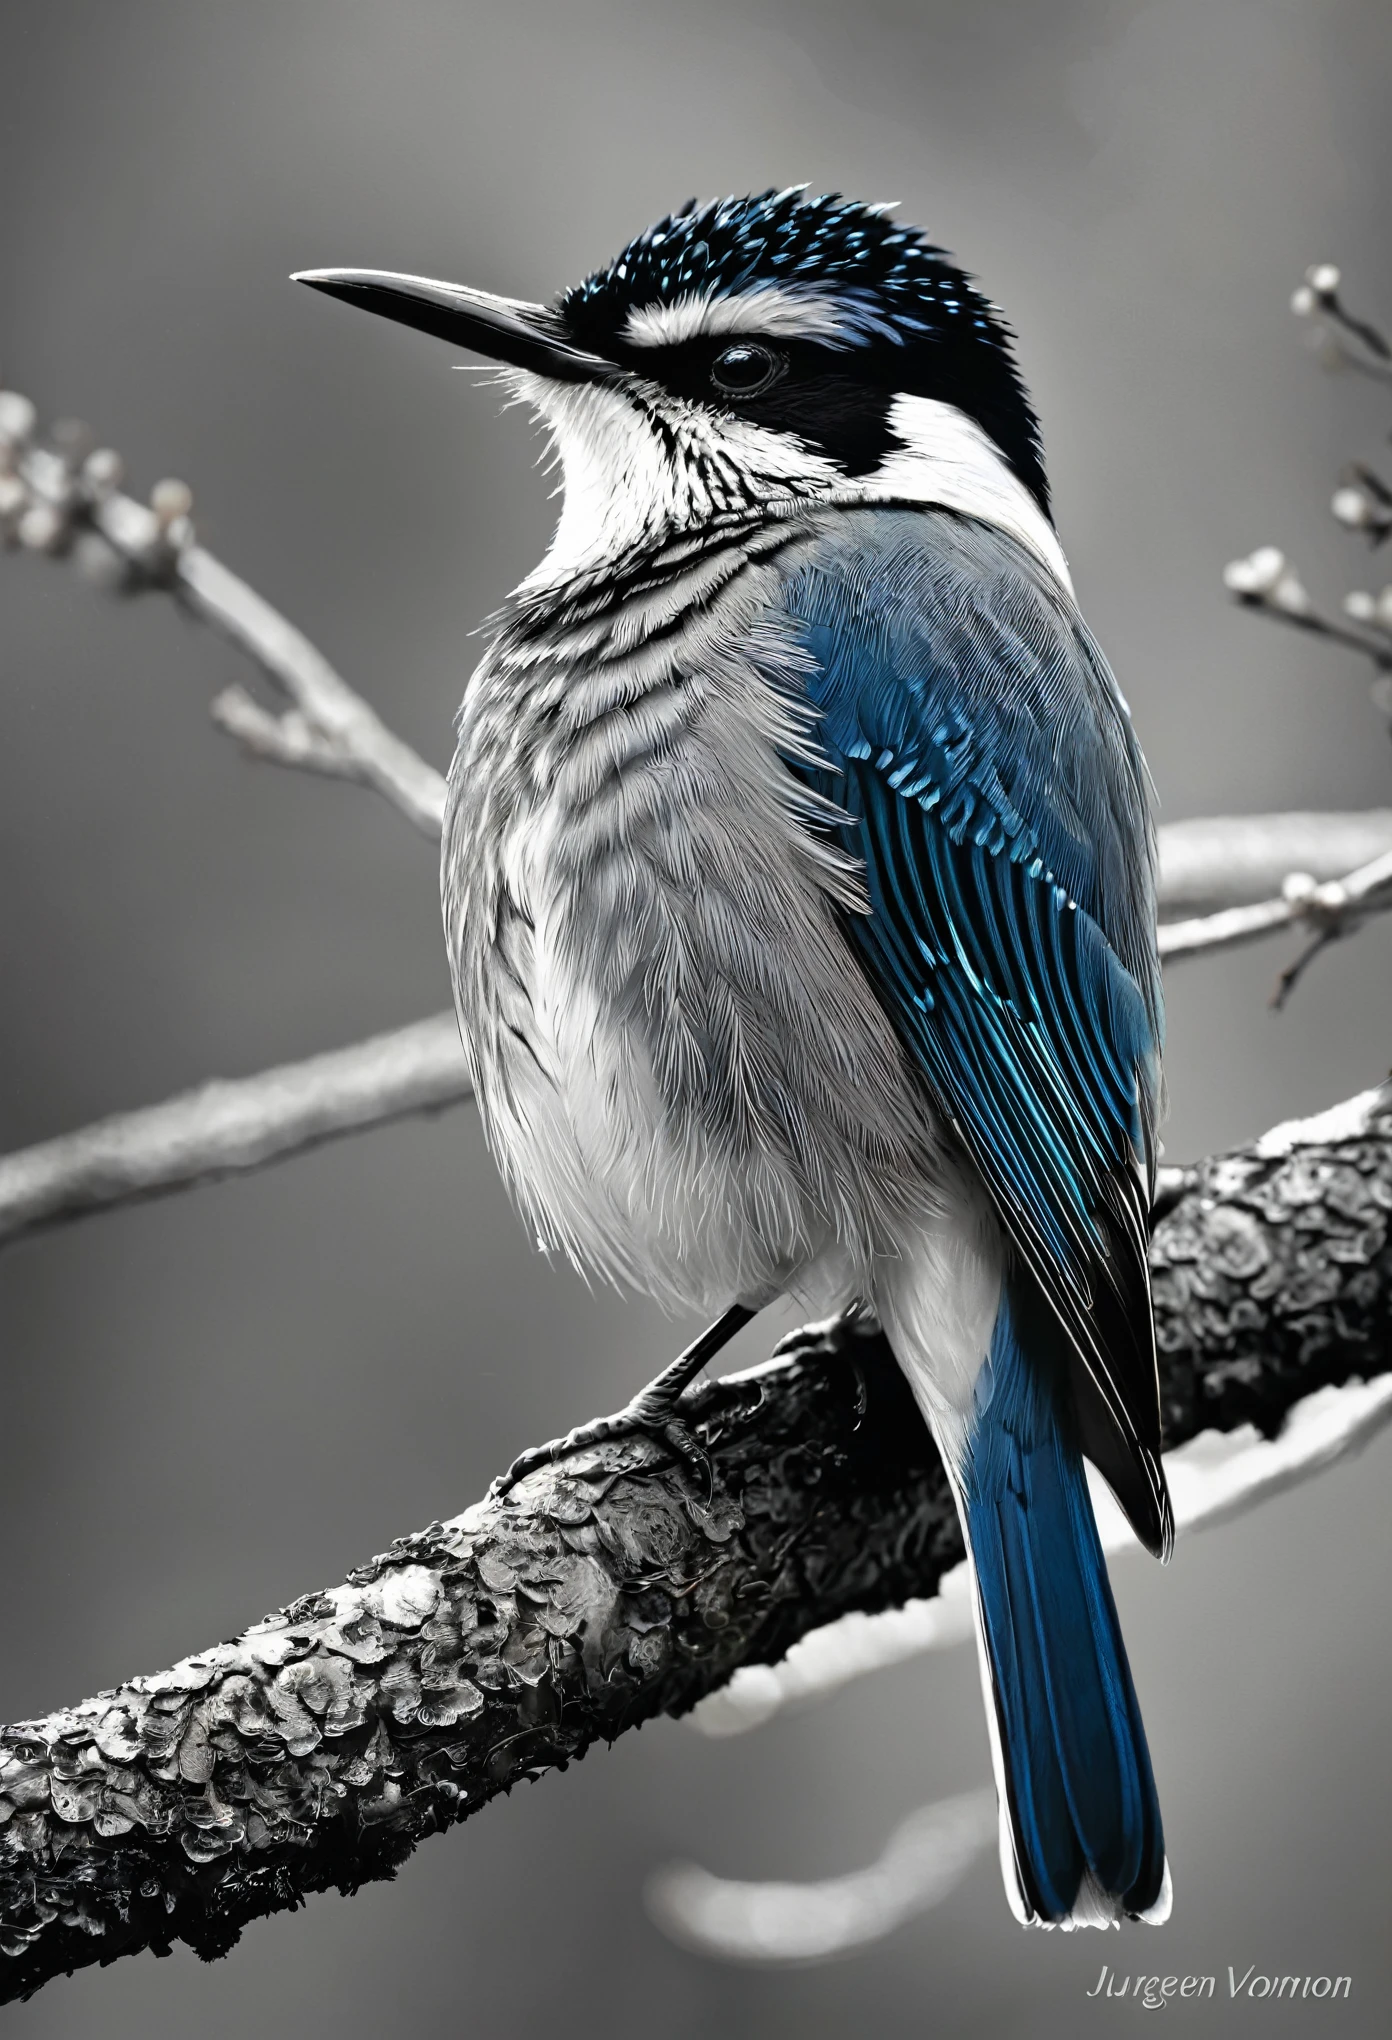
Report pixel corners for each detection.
[444,549,949,1318]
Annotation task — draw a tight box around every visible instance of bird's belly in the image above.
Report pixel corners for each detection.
[462,811,946,1316]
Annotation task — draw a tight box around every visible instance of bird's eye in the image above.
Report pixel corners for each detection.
[710,342,784,398]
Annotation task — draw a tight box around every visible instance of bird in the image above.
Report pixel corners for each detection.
[295,186,1172,1931]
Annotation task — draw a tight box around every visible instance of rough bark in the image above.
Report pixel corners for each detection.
[2,1088,1390,2003]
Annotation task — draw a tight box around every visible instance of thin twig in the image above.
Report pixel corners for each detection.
[1292,264,1392,380]
[1158,895,1302,962]
[173,544,446,835]
[1231,591,1392,669]
[0,384,446,837]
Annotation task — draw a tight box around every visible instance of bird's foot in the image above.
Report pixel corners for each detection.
[486,1385,708,1505]
[486,1303,756,1507]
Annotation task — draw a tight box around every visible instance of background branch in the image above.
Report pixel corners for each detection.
[1153,808,1392,911]
[2,1082,1388,2003]
[4,809,1389,1253]
[0,385,446,837]
[646,1788,998,1963]
[0,1016,470,1248]
[1157,839,1392,969]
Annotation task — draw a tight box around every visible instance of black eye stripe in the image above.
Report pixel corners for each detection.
[710,342,785,397]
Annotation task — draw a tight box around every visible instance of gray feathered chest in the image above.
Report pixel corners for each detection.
[441,511,945,1312]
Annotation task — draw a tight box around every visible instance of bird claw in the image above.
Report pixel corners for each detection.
[486,1304,755,1508]
[487,1393,713,1506]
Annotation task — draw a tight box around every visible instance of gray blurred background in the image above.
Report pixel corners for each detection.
[2,0,1390,2033]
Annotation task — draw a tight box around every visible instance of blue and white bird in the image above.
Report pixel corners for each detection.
[297,188,1173,1930]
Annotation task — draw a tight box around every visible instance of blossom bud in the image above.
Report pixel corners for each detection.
[1332,485,1384,531]
[17,501,66,552]
[82,448,124,496]
[0,390,37,447]
[150,477,193,526]
[1269,569,1310,615]
[1222,546,1286,597]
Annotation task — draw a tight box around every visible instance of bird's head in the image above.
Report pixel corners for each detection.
[296,189,1064,590]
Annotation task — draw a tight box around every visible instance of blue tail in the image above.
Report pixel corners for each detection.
[965,1283,1168,1926]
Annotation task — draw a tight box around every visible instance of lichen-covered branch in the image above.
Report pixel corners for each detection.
[0,1016,470,1249]
[3,1084,1389,2003]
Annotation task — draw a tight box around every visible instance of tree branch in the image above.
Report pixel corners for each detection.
[2,1083,1389,2002]
[0,1016,470,1248]
[1153,809,1392,913]
[1157,841,1392,972]
[5,811,1390,1252]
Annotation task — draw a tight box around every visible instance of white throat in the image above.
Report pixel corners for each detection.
[511,376,1071,598]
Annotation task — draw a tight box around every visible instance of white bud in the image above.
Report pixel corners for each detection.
[1332,485,1373,529]
[1291,284,1317,317]
[150,476,193,525]
[1270,570,1310,616]
[0,390,37,446]
[1281,871,1317,903]
[17,501,66,552]
[1223,545,1286,597]
[82,447,124,496]
[0,472,27,525]
[1306,263,1341,295]
[1344,590,1376,621]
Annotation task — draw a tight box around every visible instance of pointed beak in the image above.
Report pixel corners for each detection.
[292,268,616,386]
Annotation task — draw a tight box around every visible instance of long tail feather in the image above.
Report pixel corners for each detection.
[964,1282,1168,1927]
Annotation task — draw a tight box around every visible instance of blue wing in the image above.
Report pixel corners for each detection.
[774,508,1170,1554]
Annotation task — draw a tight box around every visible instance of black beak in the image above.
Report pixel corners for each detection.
[292,267,616,387]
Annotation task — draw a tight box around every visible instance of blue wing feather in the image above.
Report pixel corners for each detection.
[773,508,1170,1552]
